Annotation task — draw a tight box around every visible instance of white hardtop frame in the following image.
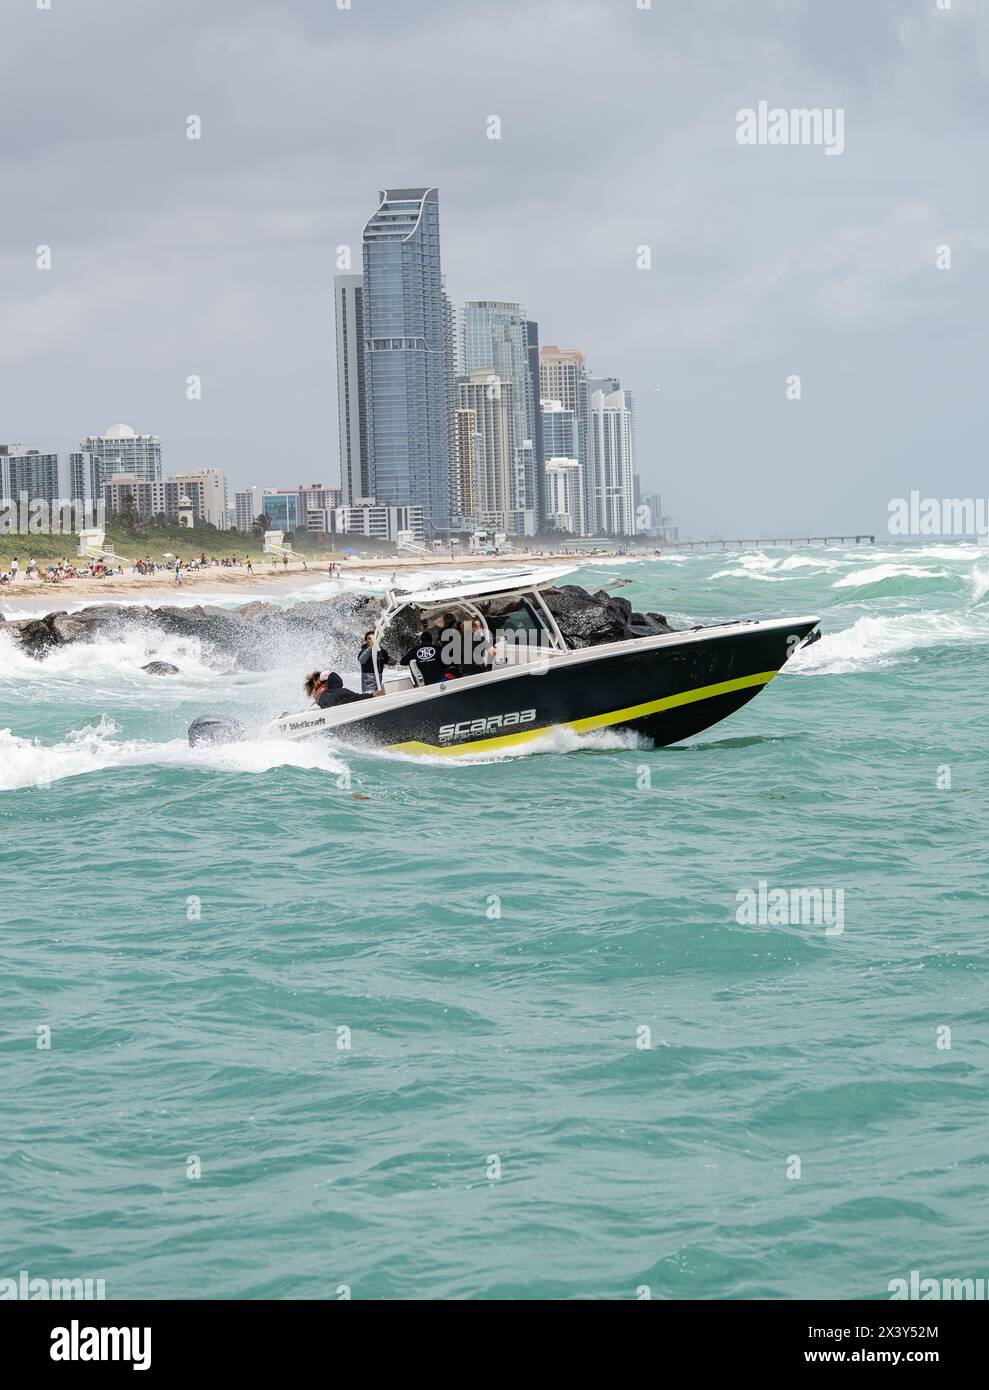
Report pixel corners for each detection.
[369,566,575,689]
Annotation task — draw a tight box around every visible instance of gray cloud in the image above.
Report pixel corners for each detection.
[1,0,986,535]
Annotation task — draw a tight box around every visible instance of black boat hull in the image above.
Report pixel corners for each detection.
[269,618,820,757]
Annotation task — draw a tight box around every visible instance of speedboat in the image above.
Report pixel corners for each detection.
[189,567,820,757]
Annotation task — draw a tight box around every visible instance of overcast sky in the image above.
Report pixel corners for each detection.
[1,0,986,537]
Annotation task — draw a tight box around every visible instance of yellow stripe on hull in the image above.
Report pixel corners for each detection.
[387,669,779,758]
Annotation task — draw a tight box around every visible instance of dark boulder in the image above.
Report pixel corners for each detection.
[188,714,246,747]
[4,614,61,658]
[3,579,677,665]
[235,600,275,622]
[628,611,674,637]
[540,585,629,648]
[142,661,180,675]
[50,608,139,643]
[593,589,633,619]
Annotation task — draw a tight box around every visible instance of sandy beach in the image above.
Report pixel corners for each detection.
[0,550,608,618]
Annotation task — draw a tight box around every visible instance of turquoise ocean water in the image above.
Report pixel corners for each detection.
[2,542,987,1300]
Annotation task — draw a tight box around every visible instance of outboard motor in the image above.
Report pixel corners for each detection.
[187,714,247,747]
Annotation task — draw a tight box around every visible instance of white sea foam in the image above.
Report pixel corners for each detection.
[790,612,989,675]
[969,565,989,604]
[0,627,231,688]
[777,554,832,571]
[709,568,787,582]
[0,714,351,791]
[372,722,649,767]
[735,552,778,571]
[832,563,952,589]
[898,543,989,563]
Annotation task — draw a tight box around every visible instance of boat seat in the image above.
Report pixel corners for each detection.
[384,672,416,693]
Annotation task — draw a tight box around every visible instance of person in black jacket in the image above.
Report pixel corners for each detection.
[400,630,456,685]
[303,671,377,708]
[358,631,394,694]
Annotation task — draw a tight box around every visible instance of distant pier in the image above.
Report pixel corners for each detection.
[672,534,876,551]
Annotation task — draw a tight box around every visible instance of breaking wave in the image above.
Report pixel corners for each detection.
[832,563,955,590]
[790,611,989,676]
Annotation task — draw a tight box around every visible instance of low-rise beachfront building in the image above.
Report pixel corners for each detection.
[333,500,425,545]
[101,474,211,527]
[171,468,229,530]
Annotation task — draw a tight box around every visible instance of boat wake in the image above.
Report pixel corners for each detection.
[0,714,351,792]
[371,723,651,767]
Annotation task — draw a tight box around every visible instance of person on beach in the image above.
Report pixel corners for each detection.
[246,559,253,574]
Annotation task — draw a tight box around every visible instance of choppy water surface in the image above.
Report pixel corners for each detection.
[2,544,987,1299]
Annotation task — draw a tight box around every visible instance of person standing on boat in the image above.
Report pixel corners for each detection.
[358,631,394,694]
[461,617,495,674]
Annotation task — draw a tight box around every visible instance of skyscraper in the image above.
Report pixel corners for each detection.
[443,286,459,519]
[540,401,585,535]
[588,387,637,536]
[362,187,452,532]
[540,400,577,461]
[463,301,535,528]
[640,491,663,535]
[69,452,98,505]
[454,406,478,521]
[539,347,590,526]
[525,320,545,529]
[334,274,370,505]
[545,458,586,536]
[456,369,514,529]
